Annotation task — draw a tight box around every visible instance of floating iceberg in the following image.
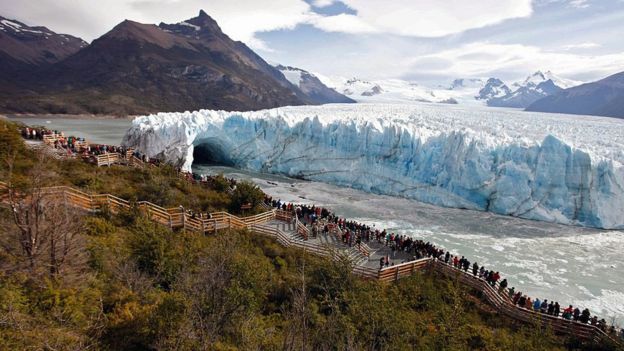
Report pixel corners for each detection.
[122,103,624,229]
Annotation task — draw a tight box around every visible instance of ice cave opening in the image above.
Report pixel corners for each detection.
[192,139,234,166]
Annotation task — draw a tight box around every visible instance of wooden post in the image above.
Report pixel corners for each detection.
[181,210,185,230]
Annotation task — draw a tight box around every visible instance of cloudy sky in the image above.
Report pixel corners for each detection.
[2,0,623,84]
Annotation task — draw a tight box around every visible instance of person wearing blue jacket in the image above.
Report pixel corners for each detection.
[533,298,542,311]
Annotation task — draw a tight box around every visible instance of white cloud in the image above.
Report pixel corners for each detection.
[406,42,624,82]
[0,0,534,48]
[312,0,336,7]
[569,0,591,8]
[310,13,377,34]
[315,0,533,37]
[0,0,313,48]
[562,42,601,50]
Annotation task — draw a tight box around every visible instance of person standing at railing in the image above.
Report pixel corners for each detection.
[508,286,515,299]
[540,299,548,313]
[547,301,555,315]
[472,262,478,276]
[553,302,560,317]
[580,308,590,323]
[563,305,573,320]
[499,278,508,293]
[573,307,580,321]
[533,298,542,311]
[517,294,525,306]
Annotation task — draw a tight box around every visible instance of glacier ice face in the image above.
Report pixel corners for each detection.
[122,103,624,229]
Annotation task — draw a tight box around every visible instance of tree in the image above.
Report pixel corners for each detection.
[229,180,264,214]
[1,151,85,280]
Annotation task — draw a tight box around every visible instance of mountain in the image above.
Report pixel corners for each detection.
[526,71,624,118]
[449,78,485,90]
[487,71,579,108]
[334,78,434,103]
[275,65,354,104]
[0,11,311,115]
[0,16,86,78]
[476,78,511,101]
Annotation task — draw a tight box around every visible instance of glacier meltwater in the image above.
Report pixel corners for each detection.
[122,103,624,229]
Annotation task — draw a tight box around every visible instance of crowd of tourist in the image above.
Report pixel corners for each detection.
[18,126,158,164]
[264,196,623,340]
[17,124,624,342]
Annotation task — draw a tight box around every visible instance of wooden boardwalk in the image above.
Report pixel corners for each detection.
[5,133,623,347]
[1,181,620,347]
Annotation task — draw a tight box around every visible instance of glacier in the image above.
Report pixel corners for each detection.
[121,103,624,229]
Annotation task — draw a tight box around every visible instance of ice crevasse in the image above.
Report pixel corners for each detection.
[122,103,624,229]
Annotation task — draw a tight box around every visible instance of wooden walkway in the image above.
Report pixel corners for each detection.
[7,132,623,347]
[1,181,620,347]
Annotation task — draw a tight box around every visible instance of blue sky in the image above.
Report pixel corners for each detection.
[2,0,623,84]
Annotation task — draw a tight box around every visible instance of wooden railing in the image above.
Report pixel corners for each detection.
[0,181,276,235]
[95,153,122,167]
[250,224,330,258]
[431,260,622,346]
[1,177,622,346]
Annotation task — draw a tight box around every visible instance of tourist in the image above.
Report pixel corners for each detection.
[499,278,508,293]
[472,262,478,276]
[573,307,580,321]
[547,301,555,315]
[507,286,515,299]
[598,319,607,332]
[512,292,521,305]
[540,299,548,313]
[580,308,591,323]
[525,297,533,310]
[517,294,526,307]
[533,298,542,312]
[553,302,560,317]
[563,305,574,320]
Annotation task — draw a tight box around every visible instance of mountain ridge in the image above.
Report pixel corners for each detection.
[526,71,624,118]
[0,10,314,115]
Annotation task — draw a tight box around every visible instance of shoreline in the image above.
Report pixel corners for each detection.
[2,113,136,120]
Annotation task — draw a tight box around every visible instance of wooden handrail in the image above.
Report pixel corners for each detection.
[2,176,622,346]
[0,181,276,235]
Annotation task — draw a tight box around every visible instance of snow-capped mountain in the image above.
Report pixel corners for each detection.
[0,10,315,115]
[476,78,512,100]
[275,65,354,104]
[520,70,579,90]
[0,15,87,78]
[488,71,580,108]
[448,78,485,90]
[330,77,441,104]
[321,71,580,109]
[527,71,624,118]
